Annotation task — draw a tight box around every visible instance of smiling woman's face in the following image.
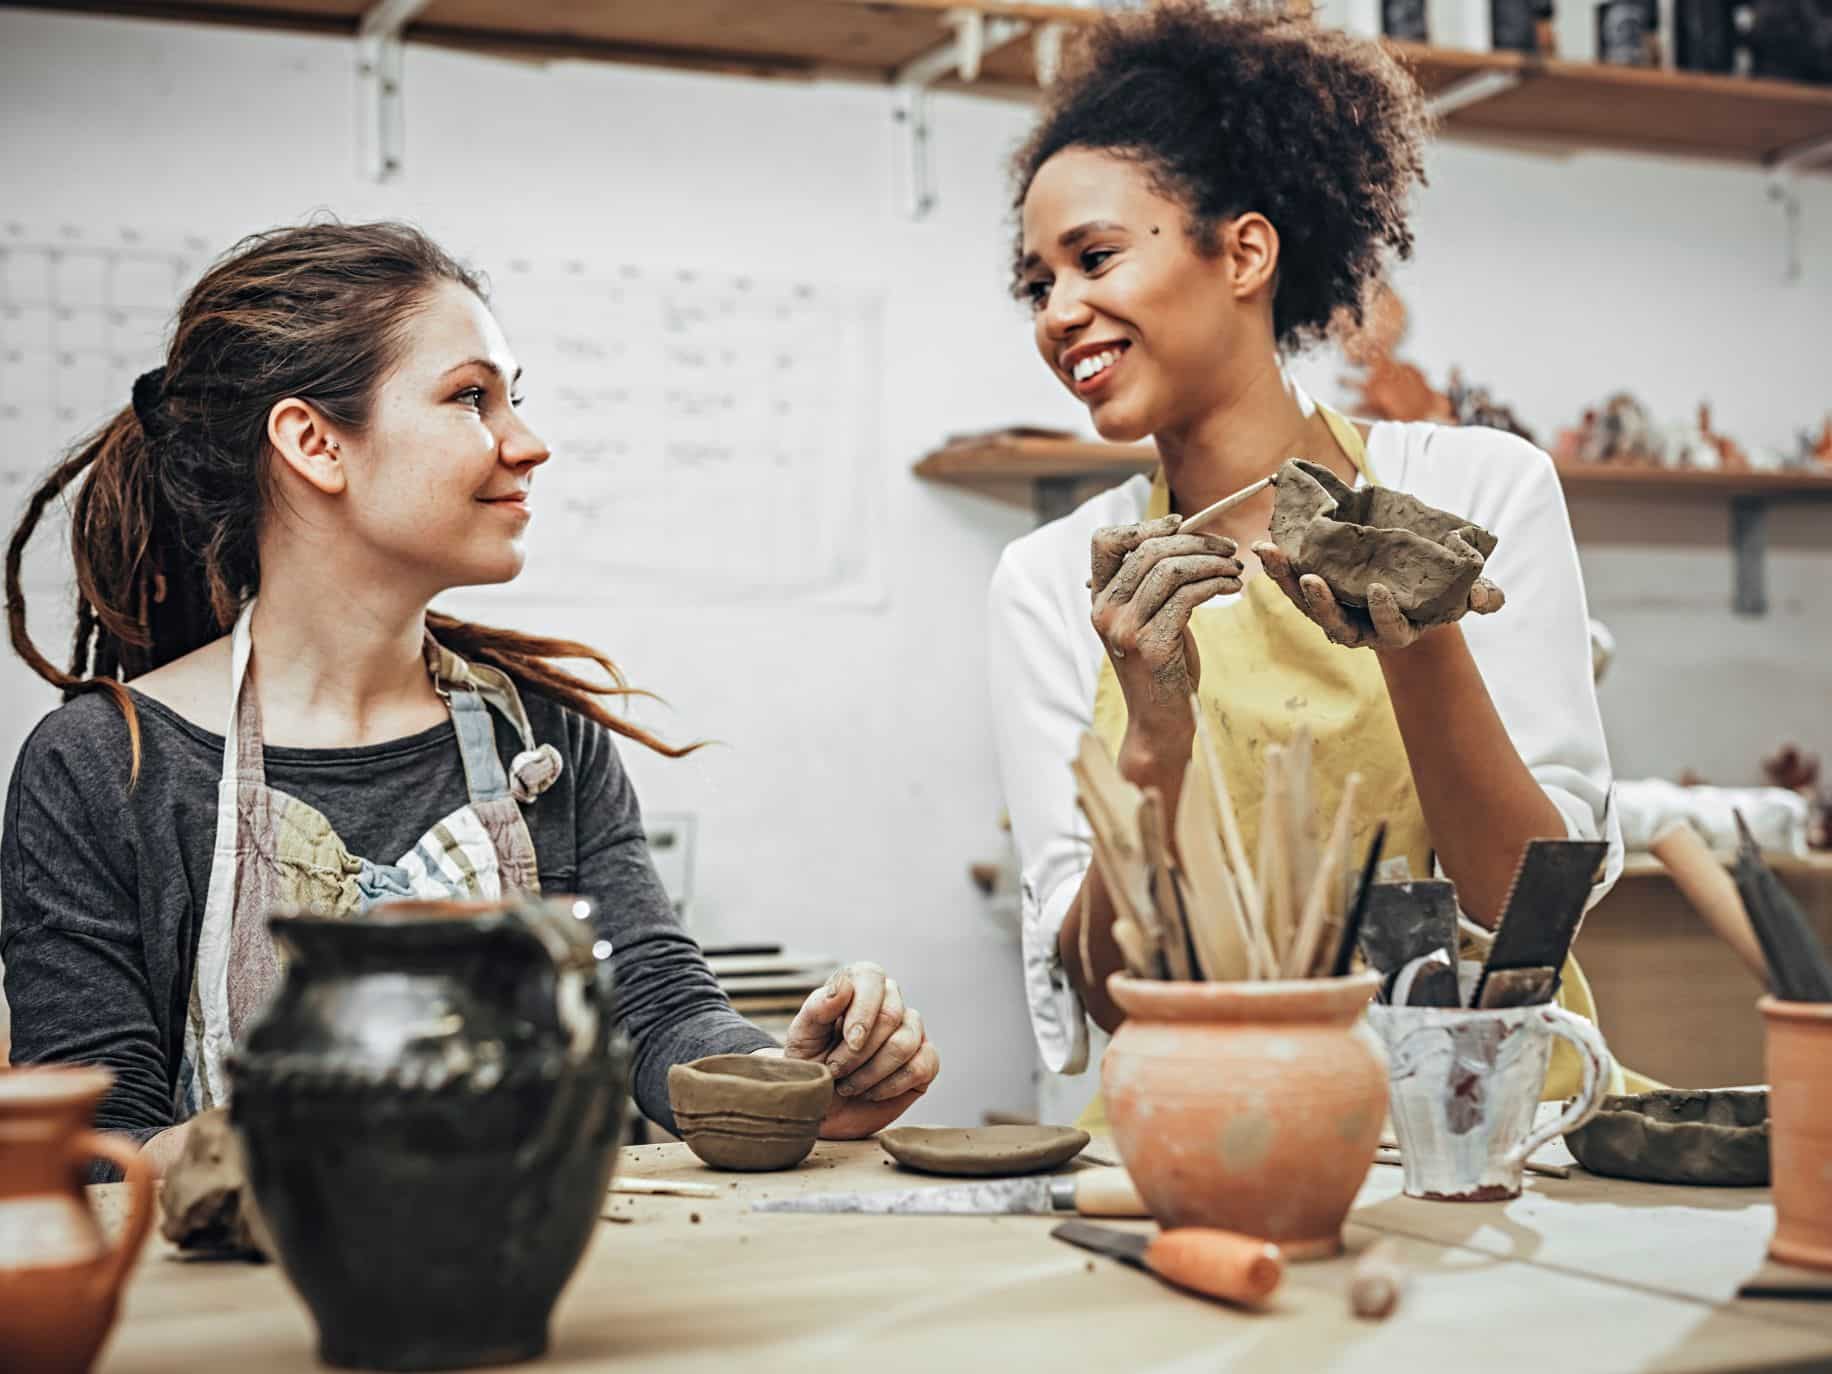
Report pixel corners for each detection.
[1019,146,1267,444]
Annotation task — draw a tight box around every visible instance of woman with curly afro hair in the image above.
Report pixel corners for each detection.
[988,4,1638,1121]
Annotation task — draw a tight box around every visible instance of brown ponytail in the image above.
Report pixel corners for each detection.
[5,221,695,779]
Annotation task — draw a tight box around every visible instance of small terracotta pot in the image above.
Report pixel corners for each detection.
[1762,997,1832,1270]
[0,1066,157,1374]
[668,1055,833,1171]
[1103,972,1386,1261]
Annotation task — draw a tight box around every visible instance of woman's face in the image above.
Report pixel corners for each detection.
[338,281,550,592]
[1019,147,1261,444]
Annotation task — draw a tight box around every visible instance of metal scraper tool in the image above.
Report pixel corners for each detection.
[1470,838,1608,1009]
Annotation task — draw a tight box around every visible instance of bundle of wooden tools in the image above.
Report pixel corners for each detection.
[1072,695,1377,985]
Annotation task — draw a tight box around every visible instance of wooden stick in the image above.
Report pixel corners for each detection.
[1287,774,1361,979]
[1138,788,1191,981]
[1189,696,1272,971]
[1178,474,1274,536]
[610,1177,720,1199]
[1650,820,1769,985]
[1174,757,1259,981]
[1111,918,1157,979]
[1260,747,1296,969]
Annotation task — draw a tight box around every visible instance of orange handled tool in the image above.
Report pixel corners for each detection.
[1052,1220,1284,1307]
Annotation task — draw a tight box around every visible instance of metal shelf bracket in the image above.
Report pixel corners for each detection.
[356,0,431,183]
[1425,69,1522,118]
[1766,130,1832,283]
[1730,495,1768,616]
[893,8,1032,220]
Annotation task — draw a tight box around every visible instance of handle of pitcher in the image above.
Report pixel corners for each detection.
[75,1130,157,1305]
[1504,1005,1615,1167]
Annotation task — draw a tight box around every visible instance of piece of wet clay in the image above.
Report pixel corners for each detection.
[878,1125,1092,1177]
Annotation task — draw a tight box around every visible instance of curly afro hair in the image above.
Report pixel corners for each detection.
[1010,4,1431,354]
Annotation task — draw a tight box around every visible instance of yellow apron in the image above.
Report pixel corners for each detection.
[1078,407,1643,1132]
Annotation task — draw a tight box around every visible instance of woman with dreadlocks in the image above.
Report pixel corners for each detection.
[3,222,937,1172]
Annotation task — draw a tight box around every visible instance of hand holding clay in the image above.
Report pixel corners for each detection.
[1252,540,1504,651]
[776,962,941,1140]
[1088,515,1243,737]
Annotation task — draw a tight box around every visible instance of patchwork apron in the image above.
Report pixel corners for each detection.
[181,601,565,1114]
[1078,407,1644,1130]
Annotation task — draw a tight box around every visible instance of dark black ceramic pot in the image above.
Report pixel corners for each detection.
[230,897,629,1372]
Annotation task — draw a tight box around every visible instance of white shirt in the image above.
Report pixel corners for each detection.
[986,419,1624,1075]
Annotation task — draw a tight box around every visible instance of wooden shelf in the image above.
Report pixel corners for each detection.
[18,3,1832,168]
[914,432,1832,504]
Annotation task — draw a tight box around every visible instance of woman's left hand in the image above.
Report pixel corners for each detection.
[777,962,940,1139]
[1251,541,1504,652]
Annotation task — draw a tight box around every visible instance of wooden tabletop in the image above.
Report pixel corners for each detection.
[94,1138,1832,1373]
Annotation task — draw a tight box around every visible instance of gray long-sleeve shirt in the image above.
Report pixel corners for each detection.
[2,686,773,1154]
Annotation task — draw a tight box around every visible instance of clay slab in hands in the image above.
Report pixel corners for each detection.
[878,1125,1091,1177]
[1268,458,1498,626]
[669,1054,834,1172]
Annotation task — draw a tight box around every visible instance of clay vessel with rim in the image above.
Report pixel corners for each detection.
[668,1054,833,1171]
[1102,972,1385,1261]
[1762,997,1832,1269]
[878,1124,1090,1177]
[0,1065,157,1374]
[1269,458,1498,626]
[1563,1088,1769,1187]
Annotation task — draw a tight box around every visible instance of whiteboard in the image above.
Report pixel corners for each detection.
[0,221,886,606]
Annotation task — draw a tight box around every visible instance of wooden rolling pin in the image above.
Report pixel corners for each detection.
[1649,820,1770,985]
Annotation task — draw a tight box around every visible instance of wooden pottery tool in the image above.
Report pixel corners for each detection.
[1052,1220,1284,1307]
[1329,823,1387,977]
[1189,696,1273,970]
[1650,820,1768,985]
[609,1177,722,1199]
[1137,788,1194,981]
[1177,474,1275,536]
[1286,773,1359,978]
[750,1167,1148,1217]
[1174,750,1258,980]
[1732,812,1832,1003]
[1470,838,1608,1009]
[1356,878,1459,1003]
[1349,1238,1407,1319]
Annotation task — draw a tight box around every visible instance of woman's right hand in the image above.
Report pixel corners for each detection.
[1089,515,1242,770]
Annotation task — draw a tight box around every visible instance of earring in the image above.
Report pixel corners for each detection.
[325,438,341,453]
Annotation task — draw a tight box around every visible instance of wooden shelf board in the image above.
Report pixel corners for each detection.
[17,3,1832,169]
[915,435,1832,499]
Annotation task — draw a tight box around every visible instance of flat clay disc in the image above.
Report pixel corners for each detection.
[877,1125,1091,1177]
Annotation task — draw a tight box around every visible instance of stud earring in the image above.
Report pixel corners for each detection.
[325,438,340,453]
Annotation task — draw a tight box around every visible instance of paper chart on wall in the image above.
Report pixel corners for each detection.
[0,222,887,607]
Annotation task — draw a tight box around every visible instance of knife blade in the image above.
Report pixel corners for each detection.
[750,1167,1146,1217]
[1052,1220,1284,1307]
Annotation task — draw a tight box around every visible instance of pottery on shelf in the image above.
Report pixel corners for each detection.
[1762,997,1832,1270]
[878,1125,1091,1177]
[230,896,630,1372]
[1102,972,1386,1261]
[1564,1089,1769,1186]
[1269,458,1499,626]
[0,1065,157,1374]
[668,1055,833,1172]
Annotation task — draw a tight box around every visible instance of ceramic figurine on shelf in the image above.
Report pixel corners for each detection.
[1446,370,1538,446]
[1338,286,1454,425]
[1554,392,1667,467]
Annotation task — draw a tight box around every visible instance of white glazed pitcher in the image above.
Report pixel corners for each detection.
[1365,1003,1614,1201]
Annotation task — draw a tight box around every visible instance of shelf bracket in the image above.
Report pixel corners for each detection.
[1730,495,1767,617]
[893,8,1032,220]
[1765,130,1832,284]
[1425,70,1522,119]
[356,0,431,183]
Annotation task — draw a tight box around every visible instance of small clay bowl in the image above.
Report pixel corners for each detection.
[1564,1088,1769,1186]
[878,1125,1091,1177]
[667,1054,833,1172]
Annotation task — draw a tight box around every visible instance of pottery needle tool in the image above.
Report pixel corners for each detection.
[1731,811,1832,1003]
[1177,474,1276,537]
[1470,838,1609,1009]
[1349,1239,1407,1320]
[1329,822,1386,978]
[1052,1221,1284,1308]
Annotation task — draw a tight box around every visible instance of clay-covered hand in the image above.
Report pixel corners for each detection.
[1251,541,1504,651]
[1090,515,1243,730]
[779,962,941,1139]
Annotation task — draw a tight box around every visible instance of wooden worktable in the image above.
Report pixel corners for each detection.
[94,1138,1832,1373]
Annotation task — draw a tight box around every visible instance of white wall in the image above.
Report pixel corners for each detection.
[3,10,1830,1114]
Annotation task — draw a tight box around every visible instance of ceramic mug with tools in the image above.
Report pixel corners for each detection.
[1367,1002,1614,1201]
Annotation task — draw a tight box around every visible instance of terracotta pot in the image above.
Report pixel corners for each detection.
[1103,972,1386,1261]
[0,1066,157,1374]
[1762,997,1832,1270]
[232,897,630,1371]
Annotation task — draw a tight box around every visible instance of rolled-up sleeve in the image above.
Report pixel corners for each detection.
[987,545,1099,1074]
[1450,431,1624,911]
